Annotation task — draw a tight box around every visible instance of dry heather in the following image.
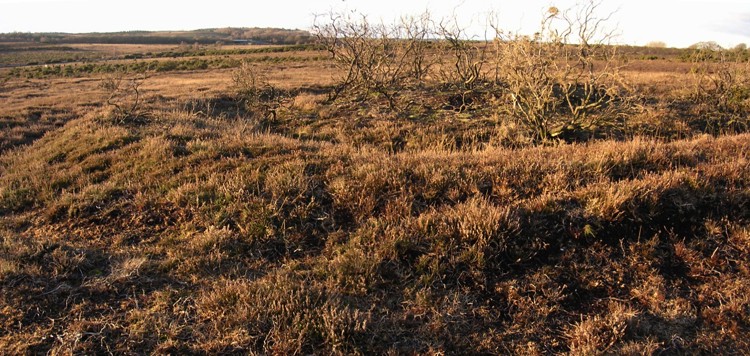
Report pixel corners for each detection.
[1,35,749,354]
[0,103,748,353]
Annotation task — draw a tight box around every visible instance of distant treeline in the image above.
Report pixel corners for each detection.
[0,28,313,45]
[618,44,750,62]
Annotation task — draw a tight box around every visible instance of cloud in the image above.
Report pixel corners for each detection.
[710,9,749,35]
[717,12,750,37]
[704,12,750,47]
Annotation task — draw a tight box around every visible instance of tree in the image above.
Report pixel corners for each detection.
[688,41,723,51]
[646,41,667,48]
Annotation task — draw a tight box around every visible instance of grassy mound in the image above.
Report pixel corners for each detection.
[1,102,748,353]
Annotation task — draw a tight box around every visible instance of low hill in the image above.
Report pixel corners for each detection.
[0,28,313,45]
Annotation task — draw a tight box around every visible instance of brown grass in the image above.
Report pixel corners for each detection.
[0,42,748,354]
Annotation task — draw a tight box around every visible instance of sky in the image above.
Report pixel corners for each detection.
[0,0,749,48]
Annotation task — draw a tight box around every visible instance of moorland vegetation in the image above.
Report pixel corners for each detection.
[0,1,749,354]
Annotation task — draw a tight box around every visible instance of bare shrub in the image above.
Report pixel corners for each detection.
[687,48,750,134]
[399,12,437,84]
[492,1,632,141]
[312,11,436,110]
[313,4,632,124]
[232,61,283,120]
[100,70,148,123]
[435,18,490,112]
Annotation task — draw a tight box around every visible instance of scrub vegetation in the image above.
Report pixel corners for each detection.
[1,1,749,354]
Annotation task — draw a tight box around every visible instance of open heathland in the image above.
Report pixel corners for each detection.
[1,17,749,354]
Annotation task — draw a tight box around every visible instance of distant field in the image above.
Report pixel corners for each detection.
[0,27,749,354]
[0,41,321,70]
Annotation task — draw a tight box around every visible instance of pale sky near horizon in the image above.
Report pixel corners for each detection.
[0,0,749,48]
